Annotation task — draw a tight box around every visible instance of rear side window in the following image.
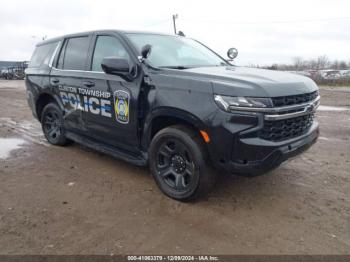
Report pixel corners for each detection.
[28,42,58,68]
[57,36,90,70]
[91,35,129,71]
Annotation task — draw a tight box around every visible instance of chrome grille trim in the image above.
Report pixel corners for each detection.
[228,95,320,116]
[264,97,320,121]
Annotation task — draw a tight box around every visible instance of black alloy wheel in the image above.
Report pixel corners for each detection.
[41,103,69,146]
[149,125,216,201]
[156,139,195,192]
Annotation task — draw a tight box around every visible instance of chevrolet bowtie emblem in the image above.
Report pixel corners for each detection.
[306,103,315,112]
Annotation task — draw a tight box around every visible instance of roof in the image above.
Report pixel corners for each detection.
[37,29,177,46]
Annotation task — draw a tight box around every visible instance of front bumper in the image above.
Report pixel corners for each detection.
[225,121,319,176]
[207,107,319,176]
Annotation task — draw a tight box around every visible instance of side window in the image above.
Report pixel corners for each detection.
[58,36,90,70]
[28,42,58,68]
[91,36,129,72]
[56,40,67,69]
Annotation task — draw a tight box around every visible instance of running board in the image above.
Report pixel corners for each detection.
[65,132,148,167]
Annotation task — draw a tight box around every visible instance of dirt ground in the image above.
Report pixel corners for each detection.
[0,80,349,255]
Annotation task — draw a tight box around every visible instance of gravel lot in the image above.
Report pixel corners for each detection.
[0,80,349,254]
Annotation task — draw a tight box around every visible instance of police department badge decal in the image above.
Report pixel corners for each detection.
[114,90,130,124]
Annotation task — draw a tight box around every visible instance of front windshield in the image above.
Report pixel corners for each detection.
[126,33,227,68]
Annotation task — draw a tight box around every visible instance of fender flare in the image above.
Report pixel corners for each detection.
[35,91,65,119]
[141,107,206,149]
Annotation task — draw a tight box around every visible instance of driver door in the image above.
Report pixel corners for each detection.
[82,34,142,153]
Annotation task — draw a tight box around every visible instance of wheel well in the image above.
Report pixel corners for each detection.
[36,94,56,121]
[148,115,212,168]
[150,115,199,141]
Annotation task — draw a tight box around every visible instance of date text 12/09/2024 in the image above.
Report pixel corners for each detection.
[127,255,219,261]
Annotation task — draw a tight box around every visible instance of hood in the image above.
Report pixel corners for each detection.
[181,66,318,97]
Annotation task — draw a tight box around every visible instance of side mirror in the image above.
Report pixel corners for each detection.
[227,48,238,60]
[141,44,152,59]
[101,57,135,81]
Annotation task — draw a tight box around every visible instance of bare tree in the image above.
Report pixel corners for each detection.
[308,59,317,70]
[267,64,278,70]
[331,60,339,69]
[249,56,349,71]
[292,56,304,71]
[339,61,347,70]
[316,55,330,70]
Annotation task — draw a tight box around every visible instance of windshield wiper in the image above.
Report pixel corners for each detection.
[159,66,189,70]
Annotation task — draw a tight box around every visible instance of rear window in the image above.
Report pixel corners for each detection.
[57,36,90,70]
[28,42,59,68]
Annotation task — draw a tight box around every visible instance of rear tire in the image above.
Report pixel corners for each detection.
[41,103,69,146]
[149,125,216,201]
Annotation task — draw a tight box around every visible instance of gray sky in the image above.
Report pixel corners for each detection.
[1,0,349,65]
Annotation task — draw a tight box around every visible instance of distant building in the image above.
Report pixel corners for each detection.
[0,61,22,69]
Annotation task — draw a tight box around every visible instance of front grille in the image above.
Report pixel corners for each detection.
[259,113,314,141]
[271,91,318,107]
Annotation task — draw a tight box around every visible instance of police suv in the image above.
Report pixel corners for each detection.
[26,30,320,201]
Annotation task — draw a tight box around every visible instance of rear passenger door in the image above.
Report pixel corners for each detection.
[50,35,92,133]
[82,33,142,153]
[26,41,60,117]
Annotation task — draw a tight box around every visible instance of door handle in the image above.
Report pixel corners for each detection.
[83,81,95,88]
[51,78,59,84]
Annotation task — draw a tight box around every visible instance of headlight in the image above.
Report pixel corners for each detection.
[214,95,273,112]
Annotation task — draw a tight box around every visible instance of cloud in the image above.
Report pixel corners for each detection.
[0,0,349,65]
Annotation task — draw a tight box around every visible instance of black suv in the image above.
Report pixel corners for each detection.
[25,30,320,201]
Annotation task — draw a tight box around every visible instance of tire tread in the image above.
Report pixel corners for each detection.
[149,125,216,201]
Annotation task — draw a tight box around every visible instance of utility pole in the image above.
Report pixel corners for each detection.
[172,14,178,34]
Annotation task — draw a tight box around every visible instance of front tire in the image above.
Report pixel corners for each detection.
[149,125,215,201]
[41,103,69,146]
